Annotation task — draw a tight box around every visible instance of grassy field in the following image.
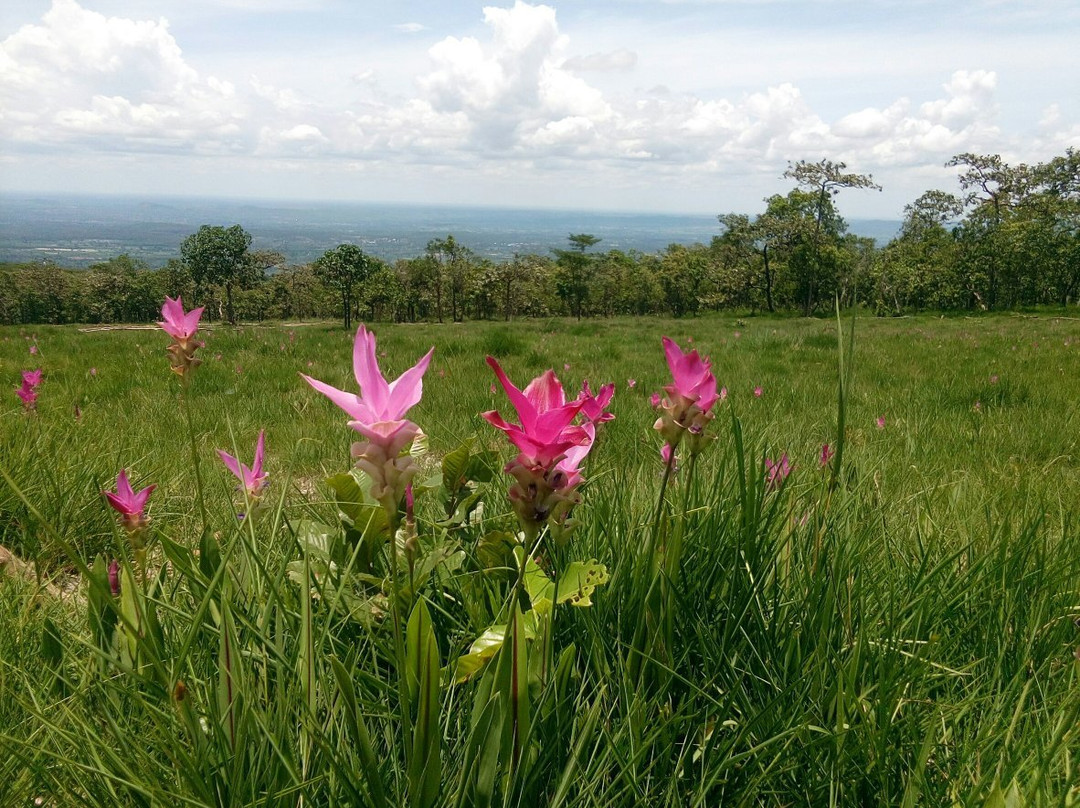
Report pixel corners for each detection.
[2,311,1079,806]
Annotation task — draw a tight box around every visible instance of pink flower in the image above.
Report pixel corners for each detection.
[627,378,636,389]
[159,296,204,377]
[22,369,43,388]
[576,379,615,425]
[301,324,434,458]
[217,430,269,498]
[753,386,763,398]
[302,325,434,504]
[89,367,98,377]
[104,470,155,533]
[483,360,593,535]
[765,454,791,491]
[29,345,38,355]
[482,358,589,468]
[876,415,886,429]
[564,363,571,371]
[159,295,204,341]
[820,443,834,467]
[15,383,37,410]
[653,336,719,455]
[720,386,728,401]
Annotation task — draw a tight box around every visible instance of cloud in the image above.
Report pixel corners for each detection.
[0,0,240,149]
[392,22,426,34]
[562,49,637,72]
[0,0,1076,212]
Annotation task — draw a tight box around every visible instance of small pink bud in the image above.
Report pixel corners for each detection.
[627,378,636,389]
[876,415,886,429]
[108,559,121,596]
[753,386,762,398]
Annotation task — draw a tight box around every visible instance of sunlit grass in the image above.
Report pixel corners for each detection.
[2,311,1079,805]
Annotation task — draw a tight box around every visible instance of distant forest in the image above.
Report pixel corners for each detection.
[2,150,1077,326]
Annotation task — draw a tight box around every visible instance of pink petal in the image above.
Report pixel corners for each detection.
[131,484,155,513]
[116,469,135,502]
[104,491,129,515]
[385,346,434,419]
[486,357,537,433]
[300,373,369,421]
[662,337,684,382]
[352,325,390,416]
[253,430,265,478]
[523,369,566,412]
[217,449,244,481]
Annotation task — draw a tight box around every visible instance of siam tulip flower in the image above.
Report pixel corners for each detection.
[576,380,615,425]
[22,369,43,388]
[159,296,204,377]
[753,385,763,398]
[652,336,720,457]
[217,430,269,499]
[482,359,589,468]
[765,454,791,491]
[627,378,636,389]
[15,382,37,410]
[104,469,155,535]
[876,415,886,429]
[301,324,434,505]
[820,443,834,467]
[483,359,593,538]
[29,345,38,355]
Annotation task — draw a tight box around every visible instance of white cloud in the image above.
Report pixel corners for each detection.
[0,0,1076,214]
[392,22,426,34]
[563,49,637,72]
[0,0,239,148]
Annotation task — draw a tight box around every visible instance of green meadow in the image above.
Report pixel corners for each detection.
[2,311,1079,806]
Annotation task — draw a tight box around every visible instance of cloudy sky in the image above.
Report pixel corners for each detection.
[1,0,1077,218]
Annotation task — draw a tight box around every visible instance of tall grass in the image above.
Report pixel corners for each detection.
[1,312,1079,806]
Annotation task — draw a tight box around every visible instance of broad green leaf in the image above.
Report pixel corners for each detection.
[525,558,609,615]
[441,437,475,494]
[406,598,442,808]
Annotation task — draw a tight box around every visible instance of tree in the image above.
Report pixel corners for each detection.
[313,243,375,329]
[179,224,255,325]
[426,235,474,322]
[553,233,601,319]
[784,159,881,314]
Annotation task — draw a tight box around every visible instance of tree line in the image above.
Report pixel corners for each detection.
[1,150,1076,327]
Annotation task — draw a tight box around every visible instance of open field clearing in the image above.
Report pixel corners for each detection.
[2,311,1079,806]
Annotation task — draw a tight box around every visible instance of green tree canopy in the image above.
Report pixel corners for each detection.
[179,224,255,324]
[314,243,376,330]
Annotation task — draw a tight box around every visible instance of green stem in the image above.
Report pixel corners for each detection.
[645,445,677,577]
[179,386,209,533]
[381,496,414,764]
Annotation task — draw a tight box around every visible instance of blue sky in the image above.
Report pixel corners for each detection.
[1,0,1077,218]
